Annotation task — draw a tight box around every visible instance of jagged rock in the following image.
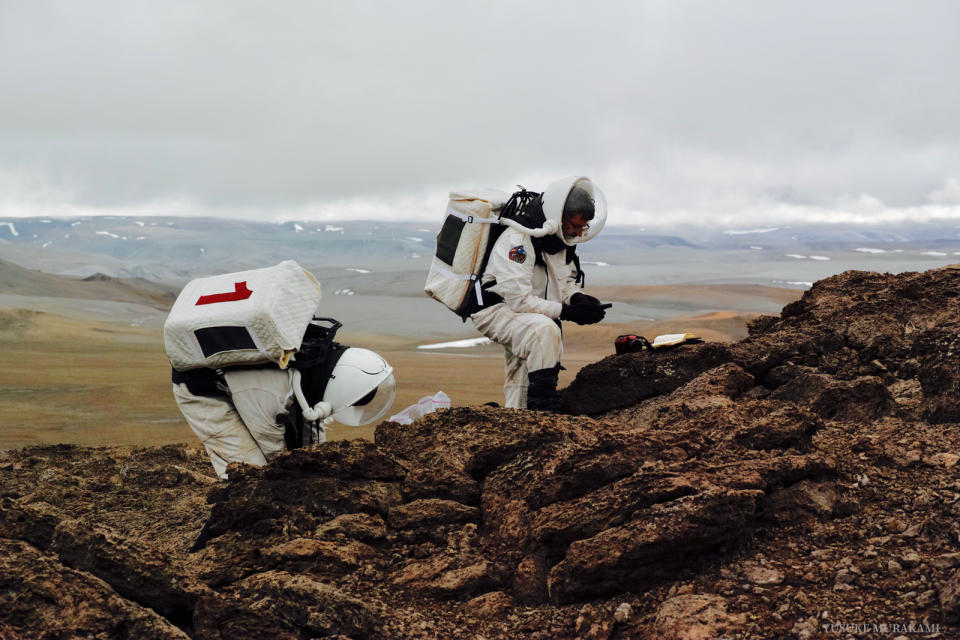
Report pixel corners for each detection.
[194,440,406,549]
[791,616,821,639]
[192,590,301,640]
[50,518,204,627]
[0,538,190,639]
[0,498,206,629]
[940,569,960,623]
[743,562,784,585]
[769,479,840,522]
[402,464,482,505]
[376,407,586,481]
[652,594,743,640]
[602,364,819,453]
[6,266,960,638]
[269,440,407,480]
[464,591,514,617]
[0,498,62,548]
[390,554,507,598]
[931,553,960,570]
[563,343,735,415]
[911,323,960,422]
[746,314,780,336]
[314,512,388,541]
[388,498,479,529]
[229,571,380,638]
[574,603,615,640]
[547,488,762,603]
[613,602,633,623]
[261,538,377,573]
[512,553,550,605]
[769,372,893,421]
[923,452,960,467]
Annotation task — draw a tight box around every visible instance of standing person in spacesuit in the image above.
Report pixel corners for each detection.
[470,176,609,411]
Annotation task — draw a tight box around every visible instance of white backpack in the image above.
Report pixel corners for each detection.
[424,188,554,319]
[164,260,323,371]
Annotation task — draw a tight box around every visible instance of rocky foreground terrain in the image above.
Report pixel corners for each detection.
[4,266,960,639]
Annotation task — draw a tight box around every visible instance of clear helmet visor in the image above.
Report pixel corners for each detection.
[322,347,398,426]
[332,371,397,426]
[541,176,608,246]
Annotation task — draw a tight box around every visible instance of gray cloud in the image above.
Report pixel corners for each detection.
[0,0,958,224]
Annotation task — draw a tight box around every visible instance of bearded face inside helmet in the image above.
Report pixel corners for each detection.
[541,177,607,246]
[561,185,596,241]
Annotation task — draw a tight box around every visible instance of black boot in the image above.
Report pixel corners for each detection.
[527,364,563,412]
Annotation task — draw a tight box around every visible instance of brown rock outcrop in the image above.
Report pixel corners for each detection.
[4,265,960,638]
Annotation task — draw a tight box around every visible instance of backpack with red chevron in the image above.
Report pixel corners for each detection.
[163,260,323,371]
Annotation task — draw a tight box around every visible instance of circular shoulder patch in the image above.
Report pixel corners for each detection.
[508,245,527,264]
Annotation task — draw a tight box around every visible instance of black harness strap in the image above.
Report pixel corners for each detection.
[568,248,585,287]
[171,360,279,398]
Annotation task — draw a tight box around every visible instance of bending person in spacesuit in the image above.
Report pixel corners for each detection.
[172,337,396,480]
[471,176,609,411]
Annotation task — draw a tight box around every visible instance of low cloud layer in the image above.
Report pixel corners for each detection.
[1,1,958,226]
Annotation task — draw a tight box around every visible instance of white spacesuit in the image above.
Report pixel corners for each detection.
[171,330,396,480]
[173,367,296,479]
[471,176,608,410]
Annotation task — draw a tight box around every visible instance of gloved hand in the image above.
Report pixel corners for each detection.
[570,292,600,306]
[560,301,606,325]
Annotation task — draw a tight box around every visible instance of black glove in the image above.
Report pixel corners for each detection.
[570,292,600,306]
[560,301,606,325]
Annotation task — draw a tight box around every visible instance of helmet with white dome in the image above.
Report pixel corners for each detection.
[540,176,608,246]
[321,347,396,426]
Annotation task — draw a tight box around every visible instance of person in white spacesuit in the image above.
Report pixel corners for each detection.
[172,335,396,480]
[470,177,608,411]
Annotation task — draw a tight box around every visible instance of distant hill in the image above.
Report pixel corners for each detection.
[0,258,176,310]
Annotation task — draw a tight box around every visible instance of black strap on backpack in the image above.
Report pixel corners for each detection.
[568,247,585,287]
[284,317,349,448]
[457,187,542,320]
[171,361,278,397]
[501,187,543,225]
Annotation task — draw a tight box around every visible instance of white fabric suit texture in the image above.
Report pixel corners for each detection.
[471,228,581,408]
[173,367,323,479]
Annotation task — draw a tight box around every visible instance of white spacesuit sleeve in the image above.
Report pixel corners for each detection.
[486,230,563,318]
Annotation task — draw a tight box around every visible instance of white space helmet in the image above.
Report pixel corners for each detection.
[322,348,397,426]
[540,176,608,246]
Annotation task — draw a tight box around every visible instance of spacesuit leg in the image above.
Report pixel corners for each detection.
[472,304,563,409]
[173,382,268,479]
[503,346,527,409]
[222,368,296,461]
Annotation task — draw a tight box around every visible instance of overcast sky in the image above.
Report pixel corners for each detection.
[1,1,958,226]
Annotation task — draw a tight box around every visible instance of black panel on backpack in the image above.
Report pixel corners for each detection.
[436,214,465,266]
[194,325,257,358]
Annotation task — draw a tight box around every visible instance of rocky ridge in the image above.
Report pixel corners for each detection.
[3,266,960,639]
